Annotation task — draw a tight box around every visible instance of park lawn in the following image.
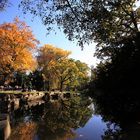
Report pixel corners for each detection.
[0,91,39,94]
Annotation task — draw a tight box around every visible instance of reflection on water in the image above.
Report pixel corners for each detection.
[1,96,140,140]
[6,96,93,140]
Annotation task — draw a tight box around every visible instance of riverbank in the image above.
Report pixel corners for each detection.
[0,91,81,140]
[0,91,80,112]
[0,114,11,140]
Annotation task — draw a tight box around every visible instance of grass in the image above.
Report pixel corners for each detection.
[0,90,40,94]
[0,90,79,94]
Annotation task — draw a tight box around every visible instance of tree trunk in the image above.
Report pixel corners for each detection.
[60,81,63,92]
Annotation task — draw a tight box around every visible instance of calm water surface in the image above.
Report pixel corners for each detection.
[2,96,121,140]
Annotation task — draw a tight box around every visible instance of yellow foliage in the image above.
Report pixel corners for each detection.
[37,44,71,89]
[38,44,71,71]
[9,122,37,140]
[0,17,38,80]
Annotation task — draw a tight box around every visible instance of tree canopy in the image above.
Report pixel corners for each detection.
[37,44,89,91]
[20,0,140,58]
[0,0,8,11]
[37,44,71,71]
[0,17,90,90]
[0,18,38,85]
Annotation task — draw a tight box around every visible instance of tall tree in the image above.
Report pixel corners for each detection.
[37,44,71,90]
[47,58,90,91]
[74,60,90,88]
[54,59,79,91]
[0,18,38,85]
[37,45,89,91]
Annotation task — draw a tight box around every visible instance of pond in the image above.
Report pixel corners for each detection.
[1,96,140,140]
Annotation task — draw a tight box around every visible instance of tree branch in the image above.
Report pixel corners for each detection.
[65,0,81,22]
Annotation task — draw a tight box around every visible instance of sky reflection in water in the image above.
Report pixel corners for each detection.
[74,115,107,140]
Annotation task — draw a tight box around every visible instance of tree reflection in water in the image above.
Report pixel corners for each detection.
[5,92,140,140]
[9,96,93,140]
[101,122,140,140]
[92,90,140,140]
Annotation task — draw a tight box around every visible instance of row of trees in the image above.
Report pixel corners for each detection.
[0,18,90,91]
[19,0,140,125]
[19,0,140,92]
[36,45,89,91]
[1,0,140,137]
[17,0,140,136]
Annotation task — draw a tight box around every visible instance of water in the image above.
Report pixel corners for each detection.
[74,115,107,140]
[1,96,140,140]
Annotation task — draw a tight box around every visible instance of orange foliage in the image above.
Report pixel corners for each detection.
[9,122,37,140]
[0,17,39,82]
[37,44,71,70]
[37,44,71,89]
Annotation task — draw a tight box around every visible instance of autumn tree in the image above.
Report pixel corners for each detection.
[20,0,140,129]
[53,59,79,91]
[37,45,89,91]
[0,18,38,85]
[37,97,92,140]
[37,44,71,90]
[56,59,90,91]
[9,122,37,140]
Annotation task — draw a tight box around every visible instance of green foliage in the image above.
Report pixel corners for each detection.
[37,45,89,91]
[37,96,93,140]
[7,96,93,140]
[90,34,140,91]
[37,44,71,91]
[20,0,140,59]
[74,60,90,89]
[87,35,140,131]
[53,59,79,91]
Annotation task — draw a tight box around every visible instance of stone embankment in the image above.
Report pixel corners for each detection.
[0,91,78,104]
[0,114,11,140]
[0,91,80,140]
[0,91,80,112]
[0,92,45,112]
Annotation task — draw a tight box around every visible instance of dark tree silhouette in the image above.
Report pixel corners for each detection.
[20,0,140,58]
[0,0,9,11]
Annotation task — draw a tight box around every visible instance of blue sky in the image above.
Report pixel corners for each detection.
[0,0,98,67]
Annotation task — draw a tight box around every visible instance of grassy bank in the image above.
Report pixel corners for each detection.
[0,90,39,94]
